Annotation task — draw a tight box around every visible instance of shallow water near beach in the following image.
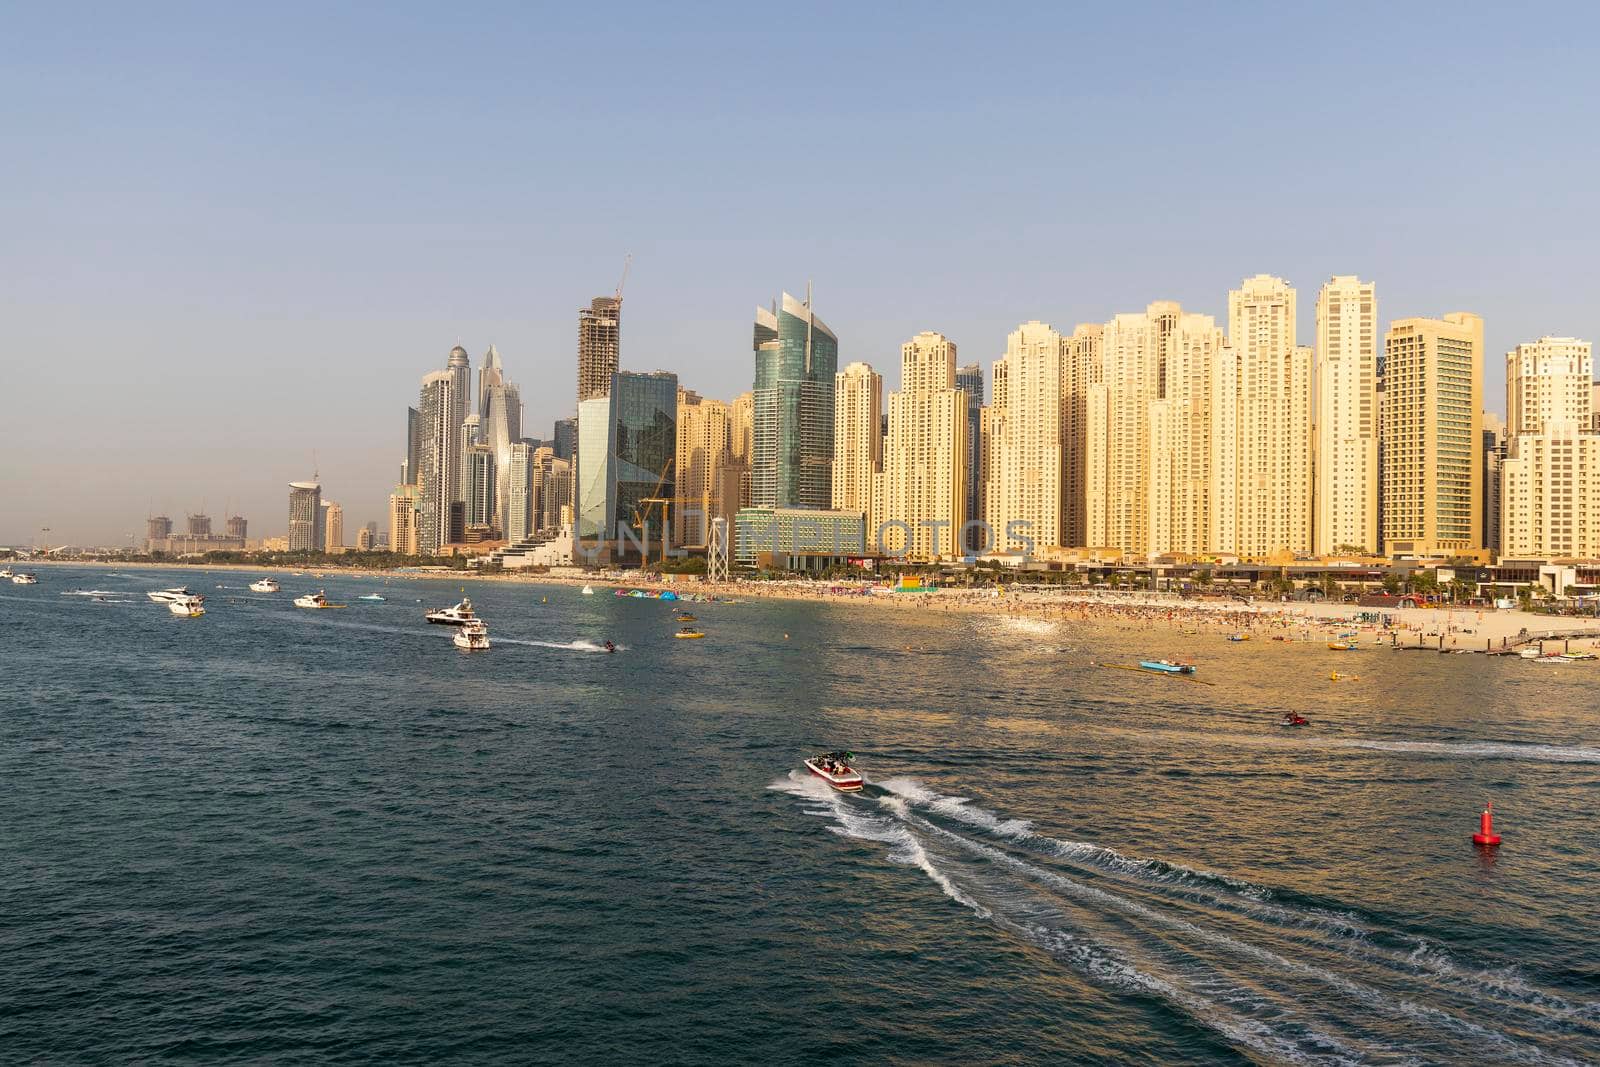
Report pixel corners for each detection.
[4,566,1600,1064]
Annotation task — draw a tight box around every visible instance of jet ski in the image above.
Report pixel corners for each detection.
[1278,713,1309,728]
[604,640,616,653]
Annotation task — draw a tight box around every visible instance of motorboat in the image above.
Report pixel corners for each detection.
[0,567,12,578]
[358,594,385,601]
[804,752,864,792]
[1227,632,1251,642]
[674,626,706,639]
[1529,655,1568,665]
[249,578,280,593]
[425,597,477,625]
[453,619,491,650]
[147,587,196,603]
[168,596,205,617]
[11,573,39,585]
[1517,648,1543,659]
[1327,641,1353,651]
[1139,659,1196,674]
[294,590,342,609]
[674,613,698,623]
[1278,713,1309,728]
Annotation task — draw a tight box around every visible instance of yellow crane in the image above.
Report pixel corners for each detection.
[630,458,675,565]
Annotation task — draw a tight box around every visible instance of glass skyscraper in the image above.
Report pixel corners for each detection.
[752,291,837,510]
[576,371,678,552]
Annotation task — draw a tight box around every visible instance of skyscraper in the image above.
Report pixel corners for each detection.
[1313,276,1379,556]
[288,481,321,552]
[752,290,838,510]
[481,375,522,536]
[405,406,420,486]
[985,321,1065,552]
[882,333,967,559]
[322,500,344,550]
[447,345,472,503]
[1381,312,1485,558]
[1229,275,1311,558]
[505,441,535,543]
[388,484,421,556]
[727,391,754,509]
[1062,324,1103,548]
[187,513,211,537]
[577,371,677,558]
[417,370,454,554]
[578,297,622,405]
[225,515,247,540]
[478,344,503,421]
[1500,337,1596,558]
[831,362,882,530]
[1482,412,1507,556]
[541,456,572,533]
[463,442,496,534]
[955,362,984,550]
[552,417,577,462]
[675,389,731,546]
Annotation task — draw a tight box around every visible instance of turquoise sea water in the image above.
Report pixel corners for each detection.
[3,567,1599,1064]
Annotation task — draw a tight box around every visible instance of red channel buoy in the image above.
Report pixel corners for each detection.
[1472,801,1502,846]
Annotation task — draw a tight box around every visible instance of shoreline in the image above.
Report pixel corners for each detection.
[29,558,1600,654]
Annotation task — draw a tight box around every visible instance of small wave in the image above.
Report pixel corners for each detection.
[1339,739,1600,764]
[498,638,622,653]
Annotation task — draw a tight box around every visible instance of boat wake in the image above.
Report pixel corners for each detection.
[493,638,622,653]
[771,772,1600,1064]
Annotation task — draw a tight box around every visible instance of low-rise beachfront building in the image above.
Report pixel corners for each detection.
[734,507,866,571]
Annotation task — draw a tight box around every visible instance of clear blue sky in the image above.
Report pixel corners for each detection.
[4,2,1598,545]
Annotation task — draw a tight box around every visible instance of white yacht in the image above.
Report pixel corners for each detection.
[294,590,339,609]
[249,578,280,593]
[426,597,477,625]
[11,572,39,585]
[168,596,205,617]
[147,587,196,604]
[453,618,491,650]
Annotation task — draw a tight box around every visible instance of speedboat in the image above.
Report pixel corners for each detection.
[168,596,205,617]
[1278,713,1309,728]
[425,597,477,625]
[674,613,698,623]
[249,578,280,593]
[1139,659,1195,674]
[147,587,196,603]
[1327,641,1353,651]
[11,573,38,585]
[358,594,385,601]
[674,626,706,639]
[453,619,491,650]
[294,590,341,609]
[804,752,864,792]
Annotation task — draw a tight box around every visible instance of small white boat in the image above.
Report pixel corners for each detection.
[0,567,12,578]
[453,619,491,650]
[249,578,280,593]
[294,590,342,609]
[147,587,196,604]
[581,585,595,596]
[11,573,39,585]
[803,752,863,792]
[168,596,205,617]
[1530,655,1568,665]
[358,593,385,601]
[1518,648,1543,660]
[426,597,477,625]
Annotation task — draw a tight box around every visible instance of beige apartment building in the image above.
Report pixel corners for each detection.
[1500,337,1598,558]
[1061,323,1103,547]
[831,362,883,533]
[1381,312,1484,558]
[881,332,968,560]
[1313,276,1379,556]
[388,484,421,556]
[1229,275,1312,559]
[675,388,731,546]
[984,322,1065,552]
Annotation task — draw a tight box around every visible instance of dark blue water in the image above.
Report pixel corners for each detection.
[4,567,1600,1064]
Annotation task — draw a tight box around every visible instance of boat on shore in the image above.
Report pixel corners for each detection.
[147,587,196,604]
[168,596,205,617]
[453,619,491,650]
[803,752,863,792]
[425,598,477,625]
[249,578,280,593]
[1139,659,1196,675]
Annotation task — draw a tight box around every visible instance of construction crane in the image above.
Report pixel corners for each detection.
[629,458,675,566]
[614,253,632,306]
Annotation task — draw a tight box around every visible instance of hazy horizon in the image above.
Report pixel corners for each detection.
[6,3,1599,546]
